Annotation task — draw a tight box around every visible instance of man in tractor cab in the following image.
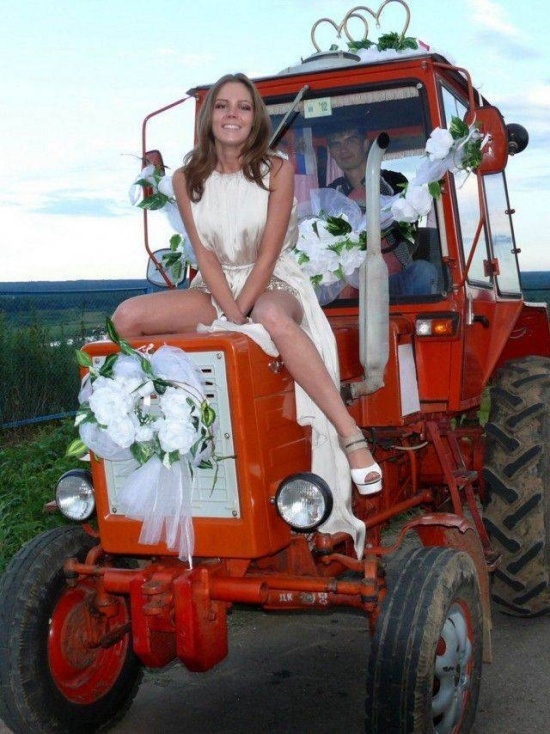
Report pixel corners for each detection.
[327,125,438,297]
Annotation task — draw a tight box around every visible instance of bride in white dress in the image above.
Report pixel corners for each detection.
[112,72,382,556]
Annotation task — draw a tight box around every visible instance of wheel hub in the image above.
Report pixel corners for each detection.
[432,603,472,734]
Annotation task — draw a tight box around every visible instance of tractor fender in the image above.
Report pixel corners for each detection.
[401,513,493,663]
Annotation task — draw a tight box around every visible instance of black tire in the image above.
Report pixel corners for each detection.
[0,526,142,733]
[483,355,550,616]
[365,547,483,734]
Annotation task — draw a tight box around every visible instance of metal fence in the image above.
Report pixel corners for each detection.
[0,281,152,429]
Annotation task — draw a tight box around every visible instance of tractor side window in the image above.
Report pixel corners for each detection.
[441,87,491,287]
[483,173,522,296]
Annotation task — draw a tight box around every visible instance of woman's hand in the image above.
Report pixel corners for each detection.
[222,309,249,325]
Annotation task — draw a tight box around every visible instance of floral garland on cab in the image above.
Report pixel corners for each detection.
[129,116,486,298]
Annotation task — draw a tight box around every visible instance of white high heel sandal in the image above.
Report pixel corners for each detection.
[339,430,382,496]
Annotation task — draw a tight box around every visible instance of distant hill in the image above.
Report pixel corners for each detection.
[0,279,150,293]
[1,272,549,292]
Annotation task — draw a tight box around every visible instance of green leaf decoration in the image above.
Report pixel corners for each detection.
[138,192,171,211]
[66,438,88,459]
[428,180,443,198]
[376,32,418,52]
[449,116,469,141]
[75,349,93,368]
[201,402,216,428]
[169,234,183,250]
[98,352,117,378]
[325,215,352,236]
[106,317,121,345]
[347,38,375,52]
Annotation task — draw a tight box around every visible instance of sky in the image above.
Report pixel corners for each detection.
[2,0,549,281]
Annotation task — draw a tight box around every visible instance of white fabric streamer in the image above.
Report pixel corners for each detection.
[116,456,195,565]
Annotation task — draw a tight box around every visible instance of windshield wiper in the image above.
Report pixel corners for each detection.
[269,85,310,148]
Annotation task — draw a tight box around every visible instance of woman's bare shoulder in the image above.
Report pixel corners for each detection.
[269,154,293,180]
[172,167,186,183]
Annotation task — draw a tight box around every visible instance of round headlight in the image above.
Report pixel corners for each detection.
[275,473,333,531]
[56,470,95,521]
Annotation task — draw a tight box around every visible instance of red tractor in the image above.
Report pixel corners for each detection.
[1,4,547,733]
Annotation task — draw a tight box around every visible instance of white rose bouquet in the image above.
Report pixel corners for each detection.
[293,189,367,304]
[68,318,215,470]
[67,318,216,563]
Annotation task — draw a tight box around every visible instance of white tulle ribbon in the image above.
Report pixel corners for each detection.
[116,456,195,566]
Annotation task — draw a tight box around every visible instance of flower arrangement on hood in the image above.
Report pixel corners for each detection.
[67,318,216,563]
[68,317,215,470]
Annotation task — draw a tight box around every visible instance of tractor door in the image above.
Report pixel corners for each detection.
[440,86,524,405]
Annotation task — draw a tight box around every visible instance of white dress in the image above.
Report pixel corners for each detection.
[190,166,365,556]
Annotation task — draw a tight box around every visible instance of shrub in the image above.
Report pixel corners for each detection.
[0,314,81,426]
[0,421,77,572]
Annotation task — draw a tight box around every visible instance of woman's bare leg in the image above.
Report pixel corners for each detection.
[251,291,378,480]
[112,289,217,338]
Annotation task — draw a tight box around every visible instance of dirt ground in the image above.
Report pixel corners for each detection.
[2,601,548,734]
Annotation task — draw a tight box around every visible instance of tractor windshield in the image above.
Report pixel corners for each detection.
[266,85,445,305]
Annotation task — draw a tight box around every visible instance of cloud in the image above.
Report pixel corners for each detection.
[466,0,537,59]
[468,0,519,37]
[30,194,126,218]
[474,29,539,60]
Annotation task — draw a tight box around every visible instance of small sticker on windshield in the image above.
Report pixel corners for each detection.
[303,97,332,118]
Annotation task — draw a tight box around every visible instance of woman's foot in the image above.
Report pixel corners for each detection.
[339,429,382,496]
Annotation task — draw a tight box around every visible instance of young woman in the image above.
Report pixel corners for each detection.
[112,73,382,555]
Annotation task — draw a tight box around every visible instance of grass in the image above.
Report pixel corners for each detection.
[0,420,78,573]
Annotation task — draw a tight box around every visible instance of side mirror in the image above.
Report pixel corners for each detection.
[506,123,529,156]
[146,249,187,288]
[464,106,508,175]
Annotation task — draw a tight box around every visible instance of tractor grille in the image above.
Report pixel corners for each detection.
[99,350,240,519]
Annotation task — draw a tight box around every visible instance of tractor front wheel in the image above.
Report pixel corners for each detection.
[365,546,483,734]
[0,526,142,733]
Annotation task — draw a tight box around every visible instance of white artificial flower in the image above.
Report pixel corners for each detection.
[301,247,340,282]
[425,127,454,161]
[140,164,157,183]
[391,184,432,223]
[391,196,420,223]
[88,378,135,426]
[298,218,337,249]
[157,175,174,198]
[158,387,194,421]
[339,246,366,277]
[134,422,156,443]
[157,417,197,455]
[105,415,136,449]
[113,354,146,382]
[405,184,433,217]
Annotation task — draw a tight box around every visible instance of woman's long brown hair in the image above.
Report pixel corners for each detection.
[183,73,272,202]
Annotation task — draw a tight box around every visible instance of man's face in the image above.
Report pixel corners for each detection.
[327,130,366,172]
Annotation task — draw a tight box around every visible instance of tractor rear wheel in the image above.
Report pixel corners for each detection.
[0,526,142,733]
[484,355,550,616]
[365,546,483,734]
